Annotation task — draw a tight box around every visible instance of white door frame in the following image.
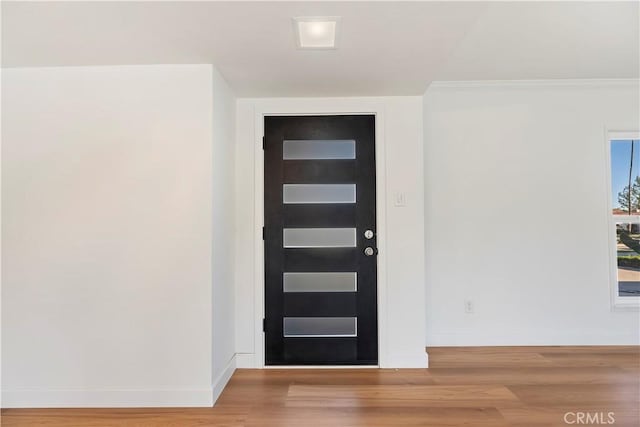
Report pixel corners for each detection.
[251,98,389,368]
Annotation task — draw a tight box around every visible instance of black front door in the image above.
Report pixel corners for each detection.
[264,115,378,365]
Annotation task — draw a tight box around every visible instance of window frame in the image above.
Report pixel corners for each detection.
[606,130,640,310]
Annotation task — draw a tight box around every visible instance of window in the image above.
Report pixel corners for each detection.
[608,133,640,307]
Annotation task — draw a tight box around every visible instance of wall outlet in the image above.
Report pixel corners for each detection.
[464,299,474,314]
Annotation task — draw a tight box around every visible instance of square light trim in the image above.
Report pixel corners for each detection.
[293,16,341,49]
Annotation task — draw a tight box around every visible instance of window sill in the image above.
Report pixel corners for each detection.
[612,298,640,311]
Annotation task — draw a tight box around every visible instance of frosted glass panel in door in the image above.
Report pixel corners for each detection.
[283,184,356,204]
[283,140,356,160]
[283,317,357,337]
[283,228,356,248]
[283,272,357,292]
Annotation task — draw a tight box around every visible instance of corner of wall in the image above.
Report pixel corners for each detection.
[212,354,236,405]
[211,64,239,387]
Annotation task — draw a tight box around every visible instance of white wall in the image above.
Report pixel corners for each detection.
[1,65,216,407]
[423,80,640,346]
[234,97,427,368]
[383,98,428,366]
[210,67,236,398]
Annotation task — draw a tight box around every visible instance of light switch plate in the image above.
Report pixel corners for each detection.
[394,192,407,207]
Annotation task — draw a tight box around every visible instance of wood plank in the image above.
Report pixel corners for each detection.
[285,384,521,408]
[0,406,249,427]
[507,384,640,407]
[245,407,508,427]
[540,352,640,369]
[427,347,553,368]
[254,368,435,385]
[500,406,640,427]
[428,366,639,385]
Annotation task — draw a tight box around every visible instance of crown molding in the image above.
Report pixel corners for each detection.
[427,78,640,90]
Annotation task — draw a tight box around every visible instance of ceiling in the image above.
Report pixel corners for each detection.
[2,1,638,97]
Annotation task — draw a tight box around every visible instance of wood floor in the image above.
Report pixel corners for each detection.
[2,346,639,426]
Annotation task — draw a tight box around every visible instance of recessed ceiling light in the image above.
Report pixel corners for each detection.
[292,17,341,49]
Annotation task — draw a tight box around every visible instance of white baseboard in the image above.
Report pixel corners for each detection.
[426,329,640,347]
[212,354,236,405]
[2,354,238,409]
[383,351,430,368]
[1,387,214,408]
[235,352,257,368]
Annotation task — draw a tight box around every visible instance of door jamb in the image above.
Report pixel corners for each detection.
[252,99,388,368]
